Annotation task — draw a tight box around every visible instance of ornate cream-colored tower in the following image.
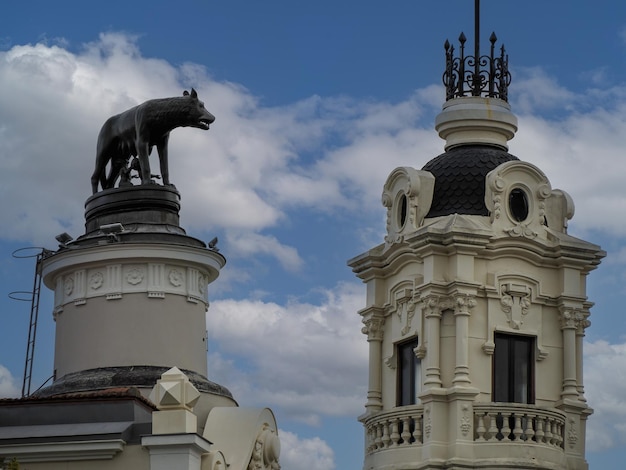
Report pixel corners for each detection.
[349,28,604,470]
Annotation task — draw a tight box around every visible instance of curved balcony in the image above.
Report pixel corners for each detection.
[473,403,565,449]
[362,405,424,454]
[362,402,565,458]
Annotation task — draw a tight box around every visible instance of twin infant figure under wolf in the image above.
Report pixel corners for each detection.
[90,88,215,194]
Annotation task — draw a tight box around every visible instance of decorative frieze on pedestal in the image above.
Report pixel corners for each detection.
[50,257,215,316]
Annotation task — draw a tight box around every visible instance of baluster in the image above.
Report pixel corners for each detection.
[365,426,373,453]
[374,422,383,450]
[390,418,400,446]
[555,421,563,447]
[535,417,545,444]
[524,414,535,442]
[381,421,391,448]
[370,425,378,452]
[475,412,486,441]
[544,418,553,446]
[501,412,511,442]
[512,414,523,441]
[550,420,559,446]
[401,416,411,445]
[487,412,499,442]
[413,416,423,444]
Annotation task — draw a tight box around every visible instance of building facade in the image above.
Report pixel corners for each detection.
[349,32,604,470]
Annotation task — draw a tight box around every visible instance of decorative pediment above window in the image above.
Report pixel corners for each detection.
[485,160,573,239]
[382,167,435,245]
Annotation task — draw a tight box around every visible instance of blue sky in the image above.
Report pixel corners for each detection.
[2,1,626,468]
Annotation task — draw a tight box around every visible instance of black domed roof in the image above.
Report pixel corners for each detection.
[422,145,519,217]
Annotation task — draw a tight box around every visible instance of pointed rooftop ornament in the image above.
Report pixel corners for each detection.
[443,0,511,101]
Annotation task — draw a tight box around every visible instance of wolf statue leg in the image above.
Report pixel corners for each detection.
[137,140,153,185]
[156,134,170,186]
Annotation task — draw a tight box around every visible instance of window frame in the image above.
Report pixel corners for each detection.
[396,337,421,407]
[492,332,535,404]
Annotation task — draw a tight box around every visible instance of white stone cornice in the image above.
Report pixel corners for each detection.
[0,439,125,462]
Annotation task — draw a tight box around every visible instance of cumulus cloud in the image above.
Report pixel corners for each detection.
[279,430,335,470]
[3,33,626,257]
[0,33,435,260]
[206,282,368,425]
[226,232,303,272]
[0,365,20,398]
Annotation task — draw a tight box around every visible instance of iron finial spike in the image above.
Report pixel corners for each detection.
[474,0,480,60]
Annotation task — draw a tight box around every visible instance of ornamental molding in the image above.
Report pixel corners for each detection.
[567,417,578,449]
[382,167,435,246]
[485,160,559,238]
[454,294,476,316]
[52,261,210,310]
[0,439,125,463]
[386,284,420,336]
[500,282,531,330]
[503,223,538,239]
[361,316,385,341]
[89,271,104,290]
[384,351,396,369]
[460,404,471,437]
[483,275,549,360]
[247,424,281,470]
[559,307,590,331]
[169,268,184,287]
[415,344,427,359]
[420,295,454,318]
[424,407,432,439]
[126,266,144,285]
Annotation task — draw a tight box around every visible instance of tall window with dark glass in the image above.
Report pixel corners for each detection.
[397,338,420,406]
[493,333,534,403]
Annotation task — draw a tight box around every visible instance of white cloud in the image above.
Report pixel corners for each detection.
[4,33,626,259]
[584,340,626,451]
[0,365,20,398]
[226,232,303,272]
[0,33,436,259]
[206,282,368,424]
[510,67,577,114]
[278,430,335,470]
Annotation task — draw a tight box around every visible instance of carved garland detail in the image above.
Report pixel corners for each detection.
[460,404,471,437]
[247,424,281,470]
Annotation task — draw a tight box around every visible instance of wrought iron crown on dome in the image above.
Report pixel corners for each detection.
[443,31,511,102]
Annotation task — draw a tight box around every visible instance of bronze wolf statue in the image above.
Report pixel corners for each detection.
[90,89,215,194]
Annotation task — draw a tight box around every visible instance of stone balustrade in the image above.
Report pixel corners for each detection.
[362,405,424,454]
[473,403,565,448]
[362,403,565,456]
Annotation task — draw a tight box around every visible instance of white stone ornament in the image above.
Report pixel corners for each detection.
[382,167,435,245]
[149,366,201,411]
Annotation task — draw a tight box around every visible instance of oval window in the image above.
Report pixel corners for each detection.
[509,188,529,222]
[397,194,408,228]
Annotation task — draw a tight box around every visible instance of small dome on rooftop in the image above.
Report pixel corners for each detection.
[422,145,518,217]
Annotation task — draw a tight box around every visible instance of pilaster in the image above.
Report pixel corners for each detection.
[360,307,386,413]
[421,296,444,388]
